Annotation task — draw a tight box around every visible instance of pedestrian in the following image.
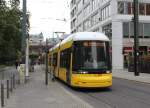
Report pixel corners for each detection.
[31,60,34,72]
[15,60,18,69]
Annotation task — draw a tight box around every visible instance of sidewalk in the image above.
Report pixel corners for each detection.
[113,69,150,84]
[4,65,94,108]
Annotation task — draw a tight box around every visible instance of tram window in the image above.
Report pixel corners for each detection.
[53,53,57,66]
[72,41,110,71]
[60,51,64,67]
[60,48,71,68]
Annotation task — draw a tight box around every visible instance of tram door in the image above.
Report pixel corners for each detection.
[66,50,71,85]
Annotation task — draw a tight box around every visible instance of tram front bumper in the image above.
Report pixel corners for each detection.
[71,74,112,88]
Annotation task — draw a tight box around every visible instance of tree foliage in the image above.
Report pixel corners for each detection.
[0,0,22,65]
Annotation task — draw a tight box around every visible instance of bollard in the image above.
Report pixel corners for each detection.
[7,80,9,99]
[13,74,15,89]
[1,83,4,107]
[10,77,13,92]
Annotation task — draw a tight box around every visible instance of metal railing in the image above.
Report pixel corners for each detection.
[0,67,20,107]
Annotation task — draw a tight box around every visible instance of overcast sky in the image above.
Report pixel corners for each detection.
[20,0,71,39]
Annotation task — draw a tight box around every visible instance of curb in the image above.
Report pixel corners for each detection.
[113,76,150,85]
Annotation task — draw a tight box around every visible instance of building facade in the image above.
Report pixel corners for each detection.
[70,0,150,69]
[29,32,44,55]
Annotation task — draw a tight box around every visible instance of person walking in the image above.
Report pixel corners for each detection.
[15,60,19,69]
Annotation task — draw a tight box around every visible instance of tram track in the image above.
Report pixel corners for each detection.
[60,78,150,108]
[85,91,117,108]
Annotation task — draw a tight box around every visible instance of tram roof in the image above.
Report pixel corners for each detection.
[61,32,109,45]
[50,32,109,51]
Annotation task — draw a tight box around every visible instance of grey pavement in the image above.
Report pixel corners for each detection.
[113,69,150,84]
[4,65,94,108]
[2,66,150,108]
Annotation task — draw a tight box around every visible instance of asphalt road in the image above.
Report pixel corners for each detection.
[59,78,150,108]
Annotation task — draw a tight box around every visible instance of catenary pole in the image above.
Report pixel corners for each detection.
[22,0,26,52]
[23,0,29,81]
[45,39,48,85]
[133,0,139,76]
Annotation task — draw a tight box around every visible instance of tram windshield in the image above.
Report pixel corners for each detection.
[73,41,111,72]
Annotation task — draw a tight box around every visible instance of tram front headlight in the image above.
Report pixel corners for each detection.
[80,71,88,74]
[106,71,111,73]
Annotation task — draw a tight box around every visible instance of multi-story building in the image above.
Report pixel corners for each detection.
[29,32,44,55]
[70,0,150,69]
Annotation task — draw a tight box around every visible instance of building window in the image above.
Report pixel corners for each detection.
[123,22,129,38]
[130,22,134,38]
[71,0,76,8]
[139,4,145,15]
[102,0,109,3]
[130,22,143,38]
[139,23,143,38]
[102,23,112,39]
[146,4,150,15]
[77,24,82,32]
[118,2,150,15]
[84,4,91,17]
[109,3,111,16]
[144,23,150,38]
[92,0,98,11]
[124,2,132,14]
[92,0,99,10]
[129,22,150,38]
[101,5,110,21]
[77,0,82,11]
[83,19,91,31]
[77,11,82,23]
[83,0,89,4]
[118,2,124,14]
[91,12,99,26]
[93,28,99,32]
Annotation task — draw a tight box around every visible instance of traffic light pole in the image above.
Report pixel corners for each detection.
[133,0,140,76]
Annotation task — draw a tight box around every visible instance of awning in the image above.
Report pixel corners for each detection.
[124,47,133,52]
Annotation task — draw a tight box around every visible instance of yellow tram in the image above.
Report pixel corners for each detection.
[49,32,112,88]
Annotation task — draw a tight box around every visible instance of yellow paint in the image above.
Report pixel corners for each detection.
[54,67,58,77]
[60,40,73,51]
[71,73,112,88]
[56,52,60,77]
[59,68,67,82]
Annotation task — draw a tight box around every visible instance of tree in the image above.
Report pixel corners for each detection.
[0,0,22,65]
